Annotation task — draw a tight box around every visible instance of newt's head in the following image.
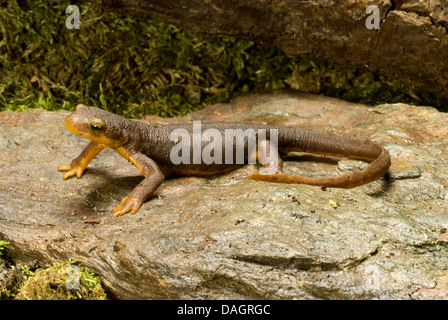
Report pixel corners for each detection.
[65,105,129,148]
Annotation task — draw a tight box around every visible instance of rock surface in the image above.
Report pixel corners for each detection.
[1,91,448,299]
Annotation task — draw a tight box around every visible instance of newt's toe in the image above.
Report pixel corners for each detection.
[58,165,71,171]
[112,196,142,217]
[58,164,84,179]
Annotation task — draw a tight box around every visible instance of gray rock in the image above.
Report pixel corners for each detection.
[1,91,448,299]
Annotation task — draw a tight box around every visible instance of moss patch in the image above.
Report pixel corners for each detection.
[1,242,106,300]
[14,260,107,300]
[1,0,447,117]
[0,241,9,261]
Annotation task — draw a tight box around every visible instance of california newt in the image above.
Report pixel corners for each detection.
[59,104,391,217]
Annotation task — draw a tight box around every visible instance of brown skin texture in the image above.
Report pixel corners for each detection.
[59,104,391,217]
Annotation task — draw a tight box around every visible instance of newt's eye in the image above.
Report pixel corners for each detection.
[89,119,104,133]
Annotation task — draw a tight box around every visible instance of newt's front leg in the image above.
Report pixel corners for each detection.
[112,150,164,217]
[59,141,106,179]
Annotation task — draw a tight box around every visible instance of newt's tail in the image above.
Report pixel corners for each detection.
[249,129,391,188]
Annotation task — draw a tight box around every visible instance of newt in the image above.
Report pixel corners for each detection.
[59,104,391,217]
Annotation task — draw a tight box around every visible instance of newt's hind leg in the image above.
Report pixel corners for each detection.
[250,139,283,176]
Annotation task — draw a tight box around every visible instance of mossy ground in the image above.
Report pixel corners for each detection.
[0,259,107,300]
[1,240,106,300]
[0,241,8,260]
[1,0,446,118]
[14,260,107,300]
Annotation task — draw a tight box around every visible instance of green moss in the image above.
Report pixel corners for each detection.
[1,245,106,300]
[14,260,107,300]
[0,240,9,261]
[1,0,447,117]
